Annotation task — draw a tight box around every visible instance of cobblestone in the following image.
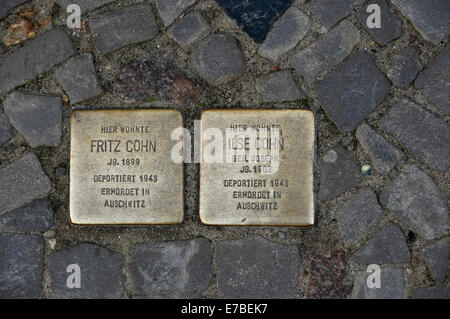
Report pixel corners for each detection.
[0,28,74,95]
[55,54,103,105]
[49,243,126,298]
[423,237,449,282]
[89,4,159,55]
[290,20,360,83]
[351,223,410,264]
[0,198,53,233]
[308,0,365,29]
[258,6,311,62]
[316,52,390,132]
[168,12,210,48]
[380,99,450,171]
[412,287,450,299]
[0,153,51,214]
[380,165,448,240]
[256,70,305,102]
[386,47,423,89]
[0,233,43,298]
[0,107,14,146]
[3,92,62,147]
[0,0,28,19]
[352,267,405,299]
[216,237,299,299]
[155,0,199,27]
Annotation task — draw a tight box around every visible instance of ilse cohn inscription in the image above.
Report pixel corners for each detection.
[199,109,315,226]
[70,109,183,225]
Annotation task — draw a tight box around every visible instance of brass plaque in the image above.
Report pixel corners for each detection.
[199,109,315,226]
[70,109,183,225]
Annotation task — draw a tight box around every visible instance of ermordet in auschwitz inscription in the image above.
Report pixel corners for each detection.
[200,109,315,226]
[70,109,184,225]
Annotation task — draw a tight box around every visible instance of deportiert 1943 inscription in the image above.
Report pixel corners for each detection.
[199,109,315,226]
[70,109,184,225]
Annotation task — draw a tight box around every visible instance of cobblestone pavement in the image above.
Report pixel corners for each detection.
[0,0,449,299]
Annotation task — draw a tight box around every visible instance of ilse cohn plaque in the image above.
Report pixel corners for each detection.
[70,109,184,225]
[199,109,315,226]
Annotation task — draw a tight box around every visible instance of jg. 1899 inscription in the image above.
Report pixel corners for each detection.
[70,109,184,225]
[199,109,315,226]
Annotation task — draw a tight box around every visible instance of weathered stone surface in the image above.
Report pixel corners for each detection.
[423,237,449,282]
[216,0,293,43]
[3,92,62,148]
[154,0,198,27]
[356,123,404,174]
[306,251,353,299]
[114,51,199,105]
[0,153,51,214]
[308,0,365,29]
[318,145,362,201]
[290,20,360,82]
[352,267,405,299]
[0,198,53,232]
[380,165,448,240]
[168,12,210,48]
[55,54,103,104]
[0,28,74,95]
[256,70,305,102]
[49,243,126,298]
[258,6,311,62]
[351,223,410,264]
[57,0,114,14]
[216,237,299,299]
[415,45,450,115]
[358,0,402,46]
[130,239,212,297]
[89,4,158,55]
[390,0,450,44]
[191,34,245,86]
[0,233,43,298]
[380,99,450,171]
[0,107,14,146]
[0,0,28,19]
[386,47,423,88]
[413,287,450,299]
[316,52,390,132]
[337,188,384,244]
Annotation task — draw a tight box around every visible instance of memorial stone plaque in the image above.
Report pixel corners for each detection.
[200,109,315,226]
[70,109,184,225]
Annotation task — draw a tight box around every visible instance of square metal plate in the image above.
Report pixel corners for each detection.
[199,109,315,226]
[70,109,184,225]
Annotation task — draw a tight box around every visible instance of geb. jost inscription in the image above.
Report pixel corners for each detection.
[199,109,315,226]
[70,109,183,225]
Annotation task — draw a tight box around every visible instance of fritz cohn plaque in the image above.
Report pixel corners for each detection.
[70,109,184,225]
[199,109,315,226]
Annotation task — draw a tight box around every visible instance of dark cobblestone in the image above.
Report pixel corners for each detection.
[155,0,199,27]
[352,267,405,299]
[386,47,423,89]
[256,70,305,102]
[0,107,14,146]
[423,237,449,282]
[308,0,365,29]
[168,12,210,48]
[0,198,53,233]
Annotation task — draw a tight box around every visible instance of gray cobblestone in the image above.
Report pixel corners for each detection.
[0,198,53,233]
[49,243,126,298]
[423,237,449,282]
[337,188,384,244]
[258,6,311,62]
[155,0,199,27]
[55,53,103,104]
[386,47,423,89]
[316,52,390,132]
[3,92,62,148]
[256,70,305,102]
[0,153,51,214]
[380,165,448,240]
[352,267,405,299]
[413,287,450,299]
[0,233,43,298]
[89,4,159,55]
[308,0,365,29]
[0,107,14,146]
[380,99,450,171]
[0,0,28,19]
[216,237,299,299]
[351,223,410,264]
[168,12,210,48]
[318,145,362,201]
[290,20,360,83]
[356,123,404,174]
[130,238,212,297]
[191,34,245,86]
[0,28,74,95]
[57,0,114,14]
